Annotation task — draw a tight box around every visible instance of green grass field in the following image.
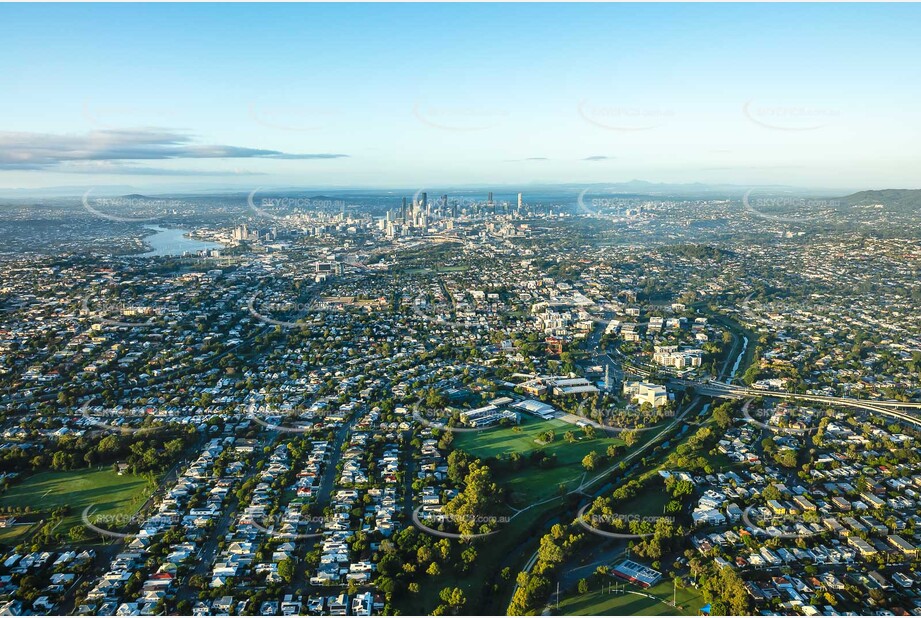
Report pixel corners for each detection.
[559,580,705,616]
[455,416,625,504]
[0,523,36,546]
[0,468,152,543]
[615,483,672,518]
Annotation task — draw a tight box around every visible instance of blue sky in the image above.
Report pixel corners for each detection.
[2,3,921,192]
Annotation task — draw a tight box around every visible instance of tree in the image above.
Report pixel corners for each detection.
[447,450,469,484]
[701,566,750,616]
[712,402,734,429]
[68,525,87,542]
[277,558,294,583]
[439,587,466,608]
[578,578,589,594]
[582,450,600,471]
[537,535,564,565]
[460,546,478,571]
[417,545,433,565]
[189,574,208,590]
[442,461,502,536]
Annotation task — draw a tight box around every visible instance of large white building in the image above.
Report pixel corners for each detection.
[623,381,668,408]
[459,405,518,427]
[653,345,703,369]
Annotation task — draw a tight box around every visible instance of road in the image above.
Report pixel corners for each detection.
[675,380,921,426]
[175,430,276,600]
[282,410,362,596]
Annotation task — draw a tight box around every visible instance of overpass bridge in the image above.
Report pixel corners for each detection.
[673,379,921,427]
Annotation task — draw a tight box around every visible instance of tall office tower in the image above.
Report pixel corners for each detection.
[452,199,458,219]
[401,197,407,220]
[487,191,494,206]
[441,194,448,216]
[421,192,428,215]
[517,193,523,211]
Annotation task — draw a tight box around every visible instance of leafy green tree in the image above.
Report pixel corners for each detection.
[582,450,600,471]
[277,558,294,583]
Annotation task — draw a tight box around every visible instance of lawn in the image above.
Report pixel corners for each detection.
[454,416,625,504]
[0,468,152,542]
[559,580,705,616]
[615,482,672,518]
[0,523,36,546]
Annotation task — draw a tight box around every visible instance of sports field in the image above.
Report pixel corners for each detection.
[454,415,625,503]
[0,523,36,546]
[558,580,704,616]
[0,468,151,542]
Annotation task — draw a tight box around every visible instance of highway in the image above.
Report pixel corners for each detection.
[674,379,921,426]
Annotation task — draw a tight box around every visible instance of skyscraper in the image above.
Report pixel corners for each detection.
[517,193,523,212]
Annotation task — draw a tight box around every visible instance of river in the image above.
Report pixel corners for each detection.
[139,225,223,257]
[726,335,749,383]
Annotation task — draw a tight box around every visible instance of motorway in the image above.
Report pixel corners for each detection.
[675,379,921,426]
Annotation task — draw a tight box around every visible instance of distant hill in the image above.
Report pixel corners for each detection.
[841,189,921,212]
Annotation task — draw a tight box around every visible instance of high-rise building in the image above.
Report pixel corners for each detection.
[487,191,494,206]
[421,192,428,214]
[517,193,523,211]
[401,197,407,220]
[441,194,448,216]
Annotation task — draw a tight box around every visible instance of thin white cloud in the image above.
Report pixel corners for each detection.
[0,129,347,170]
[51,161,266,176]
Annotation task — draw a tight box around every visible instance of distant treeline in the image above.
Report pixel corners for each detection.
[661,243,731,261]
[0,426,197,476]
